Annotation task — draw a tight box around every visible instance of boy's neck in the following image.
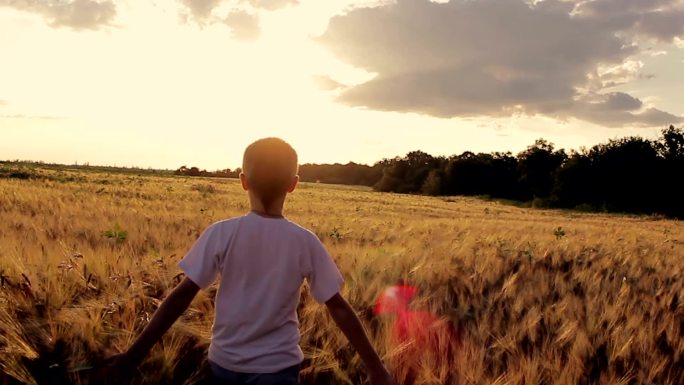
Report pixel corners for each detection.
[248,194,285,218]
[250,210,284,218]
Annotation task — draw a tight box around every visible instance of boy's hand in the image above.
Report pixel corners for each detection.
[369,365,396,385]
[94,278,200,384]
[325,294,397,385]
[96,352,138,384]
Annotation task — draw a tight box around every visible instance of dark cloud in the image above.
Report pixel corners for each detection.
[634,108,683,126]
[556,91,680,127]
[576,0,679,17]
[224,10,259,41]
[0,0,116,30]
[571,105,682,128]
[319,0,683,127]
[601,92,643,111]
[636,9,684,41]
[573,0,684,42]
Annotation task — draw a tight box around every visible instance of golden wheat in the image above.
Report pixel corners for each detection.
[0,167,682,385]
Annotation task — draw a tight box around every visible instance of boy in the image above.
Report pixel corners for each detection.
[103,138,394,385]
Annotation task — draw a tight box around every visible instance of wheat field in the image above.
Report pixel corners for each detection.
[1,166,683,385]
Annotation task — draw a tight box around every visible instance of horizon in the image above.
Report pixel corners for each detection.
[2,0,683,170]
[1,124,678,172]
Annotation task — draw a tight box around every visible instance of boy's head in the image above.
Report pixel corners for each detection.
[241,138,299,211]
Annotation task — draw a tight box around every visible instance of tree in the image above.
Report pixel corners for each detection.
[487,152,521,199]
[517,139,567,200]
[588,137,660,213]
[175,165,189,175]
[552,150,595,209]
[374,152,443,193]
[299,162,382,186]
[443,152,493,196]
[421,169,444,195]
[658,125,684,160]
[656,125,684,218]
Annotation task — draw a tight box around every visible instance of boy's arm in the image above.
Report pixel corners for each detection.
[125,277,200,361]
[325,293,395,385]
[101,277,200,378]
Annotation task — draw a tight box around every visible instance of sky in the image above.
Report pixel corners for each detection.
[1,0,683,170]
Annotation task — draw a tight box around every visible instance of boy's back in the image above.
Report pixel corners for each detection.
[178,212,344,373]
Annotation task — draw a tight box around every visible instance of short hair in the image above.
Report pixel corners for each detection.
[242,138,298,208]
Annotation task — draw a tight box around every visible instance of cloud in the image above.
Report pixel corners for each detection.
[0,114,64,120]
[179,0,223,23]
[224,10,259,40]
[247,0,297,11]
[575,0,679,18]
[0,0,116,30]
[599,92,643,111]
[575,0,684,41]
[636,9,684,41]
[560,91,682,127]
[178,0,299,41]
[319,0,683,127]
[572,105,683,128]
[313,75,346,91]
[179,0,297,28]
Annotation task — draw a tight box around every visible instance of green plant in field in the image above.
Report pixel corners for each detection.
[329,227,344,241]
[102,224,128,244]
[0,164,39,180]
[554,226,566,240]
[191,184,217,197]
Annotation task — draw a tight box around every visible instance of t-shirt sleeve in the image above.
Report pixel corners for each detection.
[178,223,223,290]
[305,233,344,304]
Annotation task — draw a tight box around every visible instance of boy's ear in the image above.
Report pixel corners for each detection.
[287,175,299,193]
[239,172,249,191]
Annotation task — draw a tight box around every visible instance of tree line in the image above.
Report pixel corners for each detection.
[176,125,683,219]
[174,163,384,186]
[174,166,241,178]
[375,125,684,219]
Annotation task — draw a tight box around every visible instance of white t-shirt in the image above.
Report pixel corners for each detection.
[177,212,344,373]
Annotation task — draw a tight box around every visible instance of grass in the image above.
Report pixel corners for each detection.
[0,165,683,385]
